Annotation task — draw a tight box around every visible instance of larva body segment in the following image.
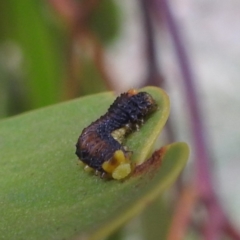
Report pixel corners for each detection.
[75,89,157,179]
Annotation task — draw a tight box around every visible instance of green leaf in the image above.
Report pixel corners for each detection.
[88,0,120,45]
[0,86,189,240]
[1,1,63,109]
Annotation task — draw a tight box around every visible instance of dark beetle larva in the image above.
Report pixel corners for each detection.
[75,89,157,180]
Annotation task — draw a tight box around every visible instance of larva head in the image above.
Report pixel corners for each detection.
[130,92,158,120]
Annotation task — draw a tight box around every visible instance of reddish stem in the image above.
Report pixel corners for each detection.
[140,0,163,86]
[153,0,212,197]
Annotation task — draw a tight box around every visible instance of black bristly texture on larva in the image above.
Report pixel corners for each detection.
[75,90,157,173]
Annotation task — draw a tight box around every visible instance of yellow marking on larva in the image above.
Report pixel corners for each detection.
[102,150,132,179]
[112,164,131,180]
[127,89,138,96]
[111,127,128,144]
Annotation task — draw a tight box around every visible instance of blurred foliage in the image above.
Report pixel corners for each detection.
[0,0,120,118]
[0,1,65,111]
[78,59,108,96]
[88,0,120,45]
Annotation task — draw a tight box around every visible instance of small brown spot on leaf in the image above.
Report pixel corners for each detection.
[132,146,167,177]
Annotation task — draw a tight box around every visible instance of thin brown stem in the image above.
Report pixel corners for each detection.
[167,186,198,240]
[49,0,115,94]
[153,0,213,196]
[81,31,116,91]
[140,0,163,86]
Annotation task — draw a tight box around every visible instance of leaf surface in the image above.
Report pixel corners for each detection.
[0,87,189,240]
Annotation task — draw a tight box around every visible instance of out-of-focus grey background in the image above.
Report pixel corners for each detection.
[106,0,240,227]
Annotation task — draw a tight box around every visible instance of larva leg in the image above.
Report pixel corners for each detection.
[84,164,93,172]
[135,124,140,131]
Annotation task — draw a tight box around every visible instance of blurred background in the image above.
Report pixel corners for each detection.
[0,0,240,239]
